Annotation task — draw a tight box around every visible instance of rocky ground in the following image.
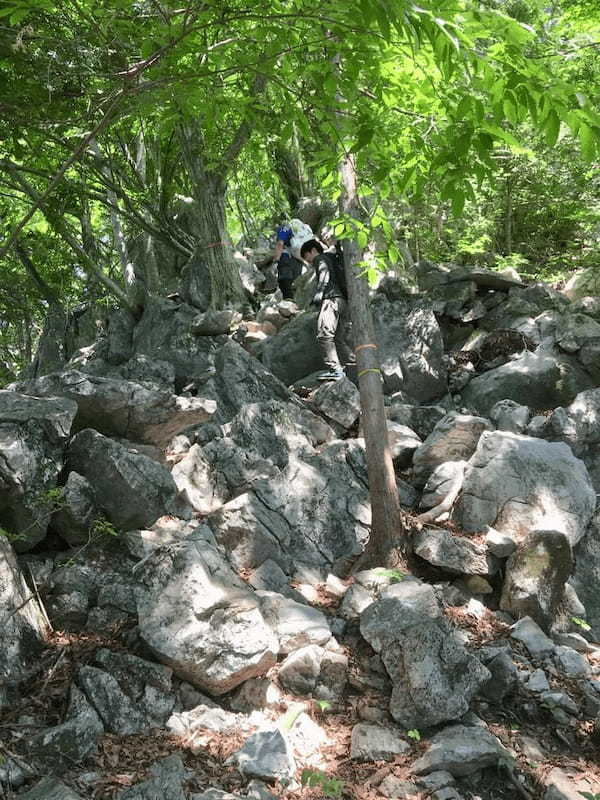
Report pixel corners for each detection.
[1,257,600,799]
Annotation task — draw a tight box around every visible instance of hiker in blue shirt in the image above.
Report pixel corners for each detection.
[273,222,300,299]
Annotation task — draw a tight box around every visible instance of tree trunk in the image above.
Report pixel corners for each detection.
[179,121,245,308]
[339,153,408,572]
[504,175,513,254]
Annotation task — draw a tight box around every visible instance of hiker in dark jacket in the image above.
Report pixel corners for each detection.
[300,239,355,381]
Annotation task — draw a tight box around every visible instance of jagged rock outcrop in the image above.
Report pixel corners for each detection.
[0,391,77,549]
[135,528,279,694]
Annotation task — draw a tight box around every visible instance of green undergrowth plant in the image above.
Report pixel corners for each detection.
[407,729,421,742]
[301,769,344,797]
[373,567,406,584]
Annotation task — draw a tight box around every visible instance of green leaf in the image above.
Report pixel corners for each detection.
[580,123,596,162]
[451,189,465,216]
[544,109,560,148]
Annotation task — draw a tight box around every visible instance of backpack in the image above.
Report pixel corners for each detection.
[324,247,348,299]
[288,218,314,259]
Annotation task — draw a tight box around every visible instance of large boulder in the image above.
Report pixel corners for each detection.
[132,296,224,391]
[259,312,322,385]
[201,340,302,423]
[0,537,46,685]
[412,725,509,777]
[371,294,447,402]
[412,413,492,486]
[453,431,595,547]
[571,511,600,642]
[544,388,600,491]
[414,528,493,576]
[25,370,215,449]
[206,440,371,572]
[135,529,279,694]
[500,530,573,631]
[67,429,180,531]
[172,400,334,515]
[360,581,490,728]
[461,351,593,416]
[0,391,77,549]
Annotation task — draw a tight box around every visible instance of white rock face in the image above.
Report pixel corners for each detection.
[413,413,492,486]
[0,537,47,684]
[136,533,279,694]
[453,431,595,547]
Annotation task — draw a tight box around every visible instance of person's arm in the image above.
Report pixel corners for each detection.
[311,255,329,307]
[273,239,284,262]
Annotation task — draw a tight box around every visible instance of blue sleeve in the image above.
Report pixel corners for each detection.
[276,225,293,245]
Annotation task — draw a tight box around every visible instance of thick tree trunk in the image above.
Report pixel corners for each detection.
[179,121,245,308]
[339,154,408,572]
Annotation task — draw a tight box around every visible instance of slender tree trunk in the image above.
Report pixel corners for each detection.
[339,157,408,572]
[90,141,146,309]
[504,175,513,254]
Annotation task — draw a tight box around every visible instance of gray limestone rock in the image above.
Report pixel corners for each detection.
[378,776,419,798]
[207,439,370,572]
[136,536,278,694]
[258,591,330,654]
[67,429,180,531]
[412,724,509,777]
[510,617,555,659]
[544,767,598,800]
[553,646,590,678]
[259,312,322,386]
[172,399,334,515]
[555,312,600,353]
[412,413,492,486]
[360,582,490,728]
[461,351,593,416]
[25,369,215,450]
[526,669,550,692]
[0,537,46,685]
[386,423,422,467]
[490,399,530,433]
[500,530,573,631]
[571,513,600,642]
[77,665,148,734]
[414,528,493,576]
[118,754,186,800]
[350,723,410,761]
[51,471,97,547]
[310,378,361,429]
[453,432,595,547]
[544,389,600,492]
[0,391,77,549]
[192,309,242,336]
[387,404,447,439]
[228,729,295,782]
[18,778,83,800]
[29,686,104,774]
[371,294,447,402]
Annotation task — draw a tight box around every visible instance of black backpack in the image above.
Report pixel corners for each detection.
[324,247,348,299]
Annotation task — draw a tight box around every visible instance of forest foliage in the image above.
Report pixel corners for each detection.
[1,0,600,380]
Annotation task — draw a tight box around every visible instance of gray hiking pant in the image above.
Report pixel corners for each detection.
[317,296,355,371]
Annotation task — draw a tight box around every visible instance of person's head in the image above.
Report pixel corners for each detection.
[300,239,323,264]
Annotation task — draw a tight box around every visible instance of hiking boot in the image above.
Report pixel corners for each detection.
[317,370,345,381]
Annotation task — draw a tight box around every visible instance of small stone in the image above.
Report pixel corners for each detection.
[417,771,455,792]
[544,767,598,800]
[378,775,419,798]
[526,669,549,693]
[278,645,323,695]
[350,723,410,762]
[325,574,348,598]
[18,778,83,800]
[519,735,545,763]
[412,725,508,777]
[431,789,463,800]
[540,691,578,715]
[230,679,282,713]
[484,528,516,559]
[554,646,590,678]
[228,729,295,782]
[510,617,555,658]
[246,780,277,800]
